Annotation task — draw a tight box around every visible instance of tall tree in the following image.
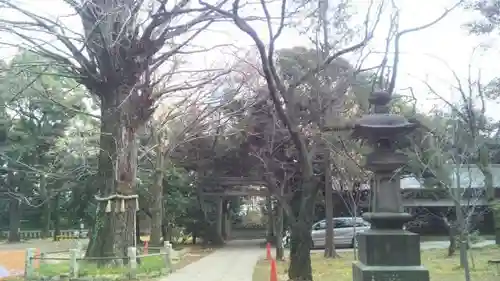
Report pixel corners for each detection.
[215,41,375,278]
[0,0,221,258]
[0,52,89,241]
[465,0,500,34]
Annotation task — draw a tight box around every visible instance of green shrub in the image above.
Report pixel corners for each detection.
[37,255,167,278]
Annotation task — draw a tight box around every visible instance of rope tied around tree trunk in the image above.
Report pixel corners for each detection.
[95,194,139,213]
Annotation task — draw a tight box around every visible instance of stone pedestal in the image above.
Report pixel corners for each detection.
[353,228,429,281]
[352,212,430,281]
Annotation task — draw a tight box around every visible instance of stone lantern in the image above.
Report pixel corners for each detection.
[351,90,429,281]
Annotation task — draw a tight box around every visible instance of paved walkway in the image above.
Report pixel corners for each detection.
[163,239,264,281]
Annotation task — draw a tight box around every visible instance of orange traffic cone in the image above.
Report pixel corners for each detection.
[270,258,278,281]
[266,242,272,260]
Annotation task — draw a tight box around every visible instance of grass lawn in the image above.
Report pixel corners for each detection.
[38,255,169,278]
[253,246,500,281]
[419,235,495,242]
[36,245,214,278]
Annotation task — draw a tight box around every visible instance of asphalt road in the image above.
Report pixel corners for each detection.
[308,239,495,253]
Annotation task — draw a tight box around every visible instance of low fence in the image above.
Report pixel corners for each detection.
[230,227,267,240]
[0,229,88,240]
[24,241,173,280]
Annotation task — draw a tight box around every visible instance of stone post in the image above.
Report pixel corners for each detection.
[127,247,137,279]
[39,251,46,268]
[69,248,79,278]
[24,248,35,280]
[351,90,429,281]
[163,241,173,273]
[73,238,82,252]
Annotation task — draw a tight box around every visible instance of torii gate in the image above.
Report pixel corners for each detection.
[198,176,270,242]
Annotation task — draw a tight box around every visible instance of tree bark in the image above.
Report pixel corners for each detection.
[41,200,51,239]
[453,165,471,281]
[215,198,224,244]
[443,216,456,257]
[40,175,50,239]
[275,181,286,260]
[324,152,337,258]
[266,196,275,243]
[289,220,314,281]
[150,131,164,246]
[136,213,142,245]
[457,208,471,281]
[53,192,61,241]
[86,87,139,262]
[8,197,21,243]
[275,196,285,260]
[288,178,317,281]
[161,222,168,242]
[222,200,231,240]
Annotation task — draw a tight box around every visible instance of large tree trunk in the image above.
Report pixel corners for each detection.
[150,132,164,246]
[453,167,471,281]
[275,197,285,260]
[323,153,337,258]
[222,199,231,240]
[288,219,314,281]
[135,215,142,245]
[86,88,139,262]
[456,207,471,281]
[41,200,51,239]
[213,198,224,245]
[288,178,317,281]
[266,196,275,243]
[53,192,61,241]
[161,222,168,242]
[442,216,456,257]
[36,160,50,239]
[275,181,286,260]
[40,176,50,239]
[8,197,22,243]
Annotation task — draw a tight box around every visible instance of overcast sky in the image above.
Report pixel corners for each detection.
[1,0,498,118]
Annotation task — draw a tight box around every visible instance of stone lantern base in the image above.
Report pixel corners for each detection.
[352,228,430,281]
[353,264,429,281]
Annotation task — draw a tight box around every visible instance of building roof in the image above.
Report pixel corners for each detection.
[401,164,500,189]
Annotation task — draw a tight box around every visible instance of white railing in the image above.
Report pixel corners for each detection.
[0,229,89,240]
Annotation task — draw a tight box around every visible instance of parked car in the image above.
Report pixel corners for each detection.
[283,217,371,248]
[72,230,89,239]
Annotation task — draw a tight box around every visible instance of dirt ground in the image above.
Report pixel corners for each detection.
[0,238,86,251]
[0,239,86,279]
